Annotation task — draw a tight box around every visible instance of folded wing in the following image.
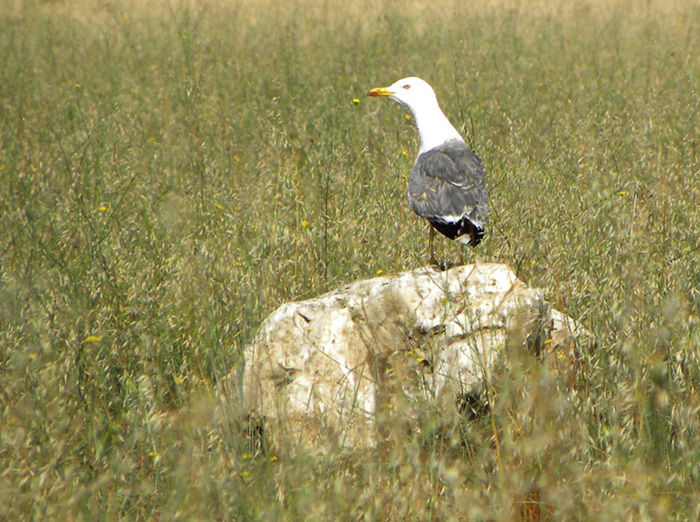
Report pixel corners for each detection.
[408,140,489,246]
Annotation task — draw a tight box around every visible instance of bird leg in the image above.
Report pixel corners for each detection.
[428,225,450,270]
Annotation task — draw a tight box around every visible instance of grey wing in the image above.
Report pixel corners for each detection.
[408,141,489,229]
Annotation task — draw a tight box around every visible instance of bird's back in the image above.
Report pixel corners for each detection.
[408,139,489,245]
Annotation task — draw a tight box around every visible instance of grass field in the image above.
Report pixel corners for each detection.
[2,0,700,519]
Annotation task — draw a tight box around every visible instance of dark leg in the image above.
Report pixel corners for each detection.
[429,225,451,270]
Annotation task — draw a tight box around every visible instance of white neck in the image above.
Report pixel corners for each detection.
[410,99,464,155]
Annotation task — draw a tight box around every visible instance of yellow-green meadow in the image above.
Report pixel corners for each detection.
[2,0,699,518]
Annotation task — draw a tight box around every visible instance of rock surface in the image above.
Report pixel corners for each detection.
[237,263,588,449]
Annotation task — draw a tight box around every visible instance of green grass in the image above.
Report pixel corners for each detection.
[2,0,700,518]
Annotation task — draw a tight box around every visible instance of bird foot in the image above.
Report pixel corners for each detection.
[429,259,452,271]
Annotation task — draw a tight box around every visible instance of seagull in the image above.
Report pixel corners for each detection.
[368,77,489,264]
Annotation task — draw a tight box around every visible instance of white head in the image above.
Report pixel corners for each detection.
[368,77,439,112]
[368,77,464,154]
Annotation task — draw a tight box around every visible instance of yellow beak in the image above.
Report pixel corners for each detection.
[367,86,394,97]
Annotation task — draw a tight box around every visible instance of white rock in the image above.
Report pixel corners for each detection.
[237,263,587,449]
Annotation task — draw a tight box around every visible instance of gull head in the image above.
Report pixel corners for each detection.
[367,76,464,155]
[367,77,439,115]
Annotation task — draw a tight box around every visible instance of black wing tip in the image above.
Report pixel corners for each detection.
[428,218,484,247]
[470,226,485,247]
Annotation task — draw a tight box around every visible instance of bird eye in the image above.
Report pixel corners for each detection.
[402,84,411,90]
